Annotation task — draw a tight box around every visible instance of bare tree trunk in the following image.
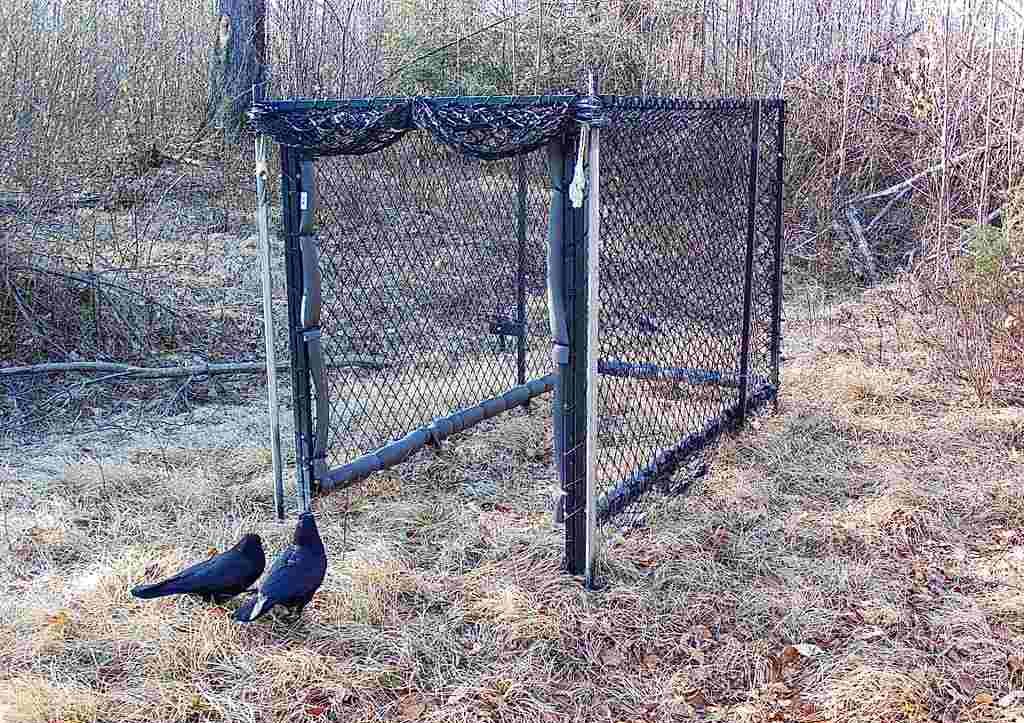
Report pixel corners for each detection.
[209,0,266,143]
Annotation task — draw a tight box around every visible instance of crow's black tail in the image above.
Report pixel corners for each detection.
[232,593,273,622]
[232,594,257,621]
[130,581,180,599]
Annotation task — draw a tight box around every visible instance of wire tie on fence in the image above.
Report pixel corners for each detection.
[569,125,589,209]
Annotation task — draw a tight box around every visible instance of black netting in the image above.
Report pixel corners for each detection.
[413,99,574,160]
[249,101,414,156]
[249,96,582,160]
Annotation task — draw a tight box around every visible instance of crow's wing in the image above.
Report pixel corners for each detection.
[232,544,301,621]
[260,545,310,601]
[234,543,325,621]
[132,545,260,599]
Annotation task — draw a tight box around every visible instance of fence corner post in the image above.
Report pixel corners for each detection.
[770,100,786,407]
[582,70,603,590]
[737,100,762,429]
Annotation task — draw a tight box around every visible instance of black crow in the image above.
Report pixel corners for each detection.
[131,533,266,604]
[233,512,327,623]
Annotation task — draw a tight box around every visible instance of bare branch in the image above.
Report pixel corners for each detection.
[0,358,388,380]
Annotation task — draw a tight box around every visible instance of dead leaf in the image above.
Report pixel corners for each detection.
[958,673,977,694]
[1009,654,1023,672]
[398,693,426,720]
[780,645,800,665]
[207,547,219,557]
[601,646,625,667]
[685,690,708,709]
[975,692,994,706]
[711,529,730,547]
[642,654,662,669]
[799,701,818,718]
[793,643,823,658]
[46,610,71,628]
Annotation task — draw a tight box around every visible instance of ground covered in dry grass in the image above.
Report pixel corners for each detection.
[1,285,1023,723]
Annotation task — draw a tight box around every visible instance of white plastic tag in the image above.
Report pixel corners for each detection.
[569,126,589,209]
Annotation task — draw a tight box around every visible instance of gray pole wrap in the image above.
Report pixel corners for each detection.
[545,138,569,523]
[322,374,557,491]
[297,159,327,510]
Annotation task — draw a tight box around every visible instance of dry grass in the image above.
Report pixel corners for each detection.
[2,283,1024,723]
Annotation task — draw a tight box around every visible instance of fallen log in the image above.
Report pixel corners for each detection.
[0,357,387,379]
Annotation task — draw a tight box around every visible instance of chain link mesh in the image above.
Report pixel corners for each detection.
[310,134,551,473]
[256,94,783,561]
[592,101,782,531]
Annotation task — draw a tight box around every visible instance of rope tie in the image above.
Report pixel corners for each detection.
[569,125,589,209]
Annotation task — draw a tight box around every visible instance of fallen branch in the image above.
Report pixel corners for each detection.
[0,357,388,379]
[836,139,1014,281]
[848,141,1001,207]
[845,206,880,285]
[865,186,913,235]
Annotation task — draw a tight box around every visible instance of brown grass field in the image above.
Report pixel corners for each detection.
[1,283,1023,723]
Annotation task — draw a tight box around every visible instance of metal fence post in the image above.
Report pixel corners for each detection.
[737,101,762,428]
[516,155,528,392]
[546,138,570,531]
[583,72,602,590]
[564,126,589,577]
[280,147,313,515]
[770,101,786,397]
[255,133,285,521]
